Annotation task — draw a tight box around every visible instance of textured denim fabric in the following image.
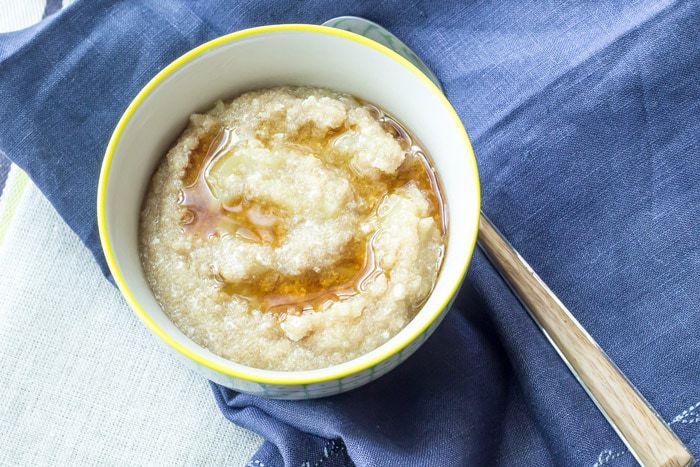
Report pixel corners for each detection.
[0,154,9,194]
[1,1,698,465]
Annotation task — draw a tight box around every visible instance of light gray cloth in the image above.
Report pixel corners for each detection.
[0,173,262,465]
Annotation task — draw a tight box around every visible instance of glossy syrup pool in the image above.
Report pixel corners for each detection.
[178,103,446,315]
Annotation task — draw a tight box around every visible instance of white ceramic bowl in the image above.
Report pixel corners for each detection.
[98,24,480,399]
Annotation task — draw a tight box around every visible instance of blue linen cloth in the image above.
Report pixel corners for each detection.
[1,1,699,465]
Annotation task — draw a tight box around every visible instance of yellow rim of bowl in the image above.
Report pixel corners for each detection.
[97,24,481,386]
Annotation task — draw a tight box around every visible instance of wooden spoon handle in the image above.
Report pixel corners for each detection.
[477,214,694,467]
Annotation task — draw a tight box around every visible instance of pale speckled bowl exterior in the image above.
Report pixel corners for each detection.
[97,24,480,399]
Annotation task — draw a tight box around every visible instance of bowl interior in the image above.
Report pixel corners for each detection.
[101,26,480,383]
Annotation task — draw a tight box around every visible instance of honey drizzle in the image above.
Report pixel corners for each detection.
[364,105,446,234]
[220,231,383,314]
[177,102,446,315]
[180,127,284,244]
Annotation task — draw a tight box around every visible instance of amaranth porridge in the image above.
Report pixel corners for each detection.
[139,86,446,371]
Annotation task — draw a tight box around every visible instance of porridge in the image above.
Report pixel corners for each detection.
[139,87,446,371]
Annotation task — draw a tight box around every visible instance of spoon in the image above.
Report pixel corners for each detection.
[323,16,695,467]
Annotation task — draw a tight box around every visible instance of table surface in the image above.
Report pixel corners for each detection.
[0,2,262,465]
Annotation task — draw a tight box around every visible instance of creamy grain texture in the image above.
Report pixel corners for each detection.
[140,87,444,371]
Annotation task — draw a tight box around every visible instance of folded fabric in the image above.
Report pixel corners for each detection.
[1,1,698,465]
